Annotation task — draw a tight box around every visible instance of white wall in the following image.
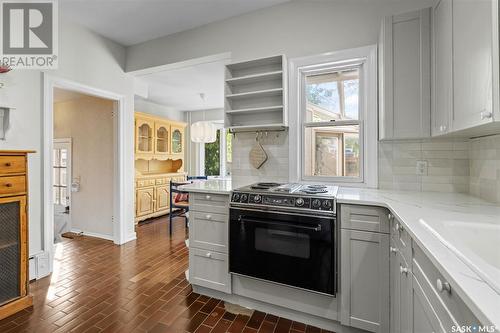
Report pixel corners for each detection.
[54,96,114,238]
[126,0,436,187]
[0,18,135,255]
[126,0,436,70]
[134,98,184,122]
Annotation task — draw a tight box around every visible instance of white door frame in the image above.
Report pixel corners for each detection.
[43,74,129,273]
[53,138,72,232]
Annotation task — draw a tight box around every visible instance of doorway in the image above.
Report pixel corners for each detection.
[53,138,72,242]
[52,88,115,242]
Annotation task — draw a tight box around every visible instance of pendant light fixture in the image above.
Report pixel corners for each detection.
[190,93,217,143]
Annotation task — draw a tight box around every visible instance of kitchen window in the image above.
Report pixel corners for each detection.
[289,46,378,186]
[201,127,232,177]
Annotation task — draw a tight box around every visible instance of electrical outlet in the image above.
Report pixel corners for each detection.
[416,160,428,176]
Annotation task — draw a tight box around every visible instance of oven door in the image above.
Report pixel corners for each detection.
[229,207,336,296]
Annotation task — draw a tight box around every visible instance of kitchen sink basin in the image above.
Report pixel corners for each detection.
[420,219,500,295]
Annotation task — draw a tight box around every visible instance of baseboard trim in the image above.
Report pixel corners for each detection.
[71,228,114,241]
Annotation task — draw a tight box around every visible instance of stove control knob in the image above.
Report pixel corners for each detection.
[322,200,332,209]
[312,199,321,208]
[232,193,240,201]
[240,194,248,202]
[254,194,262,203]
[296,198,305,207]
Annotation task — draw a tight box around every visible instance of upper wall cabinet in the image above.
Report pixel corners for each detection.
[224,55,287,132]
[379,8,431,140]
[432,0,453,136]
[452,0,495,131]
[432,0,500,136]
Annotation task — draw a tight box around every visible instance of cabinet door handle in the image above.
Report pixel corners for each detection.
[436,278,451,293]
[388,213,394,221]
[400,265,409,275]
[390,247,398,254]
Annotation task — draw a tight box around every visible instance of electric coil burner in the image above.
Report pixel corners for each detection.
[229,183,339,296]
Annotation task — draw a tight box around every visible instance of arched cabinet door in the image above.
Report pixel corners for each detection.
[154,122,169,155]
[135,118,154,154]
[171,125,184,155]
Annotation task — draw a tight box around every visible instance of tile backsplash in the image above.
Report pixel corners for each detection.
[469,134,500,204]
[378,139,470,193]
[231,131,289,187]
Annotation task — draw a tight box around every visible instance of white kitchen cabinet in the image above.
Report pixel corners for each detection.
[340,205,390,333]
[379,8,431,140]
[432,0,453,136]
[452,0,494,131]
[188,192,231,294]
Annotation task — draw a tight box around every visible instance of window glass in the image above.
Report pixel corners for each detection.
[204,130,221,176]
[305,69,359,122]
[304,125,360,178]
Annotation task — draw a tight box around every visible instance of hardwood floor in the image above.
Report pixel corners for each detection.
[0,217,333,333]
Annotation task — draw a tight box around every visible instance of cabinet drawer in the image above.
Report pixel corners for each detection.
[340,204,390,233]
[190,212,228,253]
[391,218,411,263]
[136,179,155,188]
[0,176,26,196]
[189,248,231,293]
[192,193,228,205]
[412,243,479,330]
[0,156,26,175]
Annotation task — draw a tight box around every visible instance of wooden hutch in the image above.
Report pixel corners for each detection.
[0,150,34,320]
[134,112,187,223]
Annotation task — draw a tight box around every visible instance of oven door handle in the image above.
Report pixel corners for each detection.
[238,216,322,232]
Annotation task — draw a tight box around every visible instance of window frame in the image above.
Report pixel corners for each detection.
[288,46,378,187]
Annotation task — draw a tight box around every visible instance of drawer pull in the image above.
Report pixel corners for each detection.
[5,162,11,167]
[436,278,451,293]
[205,252,212,258]
[390,246,398,254]
[205,215,212,220]
[205,195,211,200]
[400,265,409,275]
[5,183,12,188]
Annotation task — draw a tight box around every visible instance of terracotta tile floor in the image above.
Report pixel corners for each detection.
[0,217,333,333]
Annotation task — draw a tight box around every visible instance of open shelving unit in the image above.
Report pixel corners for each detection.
[224,55,287,132]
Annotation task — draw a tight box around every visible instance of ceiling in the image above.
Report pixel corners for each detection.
[134,60,225,111]
[60,0,290,46]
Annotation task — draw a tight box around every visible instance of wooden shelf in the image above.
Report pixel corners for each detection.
[226,88,283,100]
[224,55,287,130]
[226,71,283,85]
[226,105,283,115]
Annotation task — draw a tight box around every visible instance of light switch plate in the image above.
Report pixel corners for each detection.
[416,160,428,176]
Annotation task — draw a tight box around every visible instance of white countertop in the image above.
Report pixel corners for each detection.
[337,188,500,328]
[179,179,233,194]
[180,181,500,326]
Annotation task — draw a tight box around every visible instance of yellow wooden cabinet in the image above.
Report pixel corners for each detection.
[170,125,185,155]
[134,173,187,223]
[136,187,155,217]
[155,185,170,211]
[135,117,154,155]
[134,112,186,160]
